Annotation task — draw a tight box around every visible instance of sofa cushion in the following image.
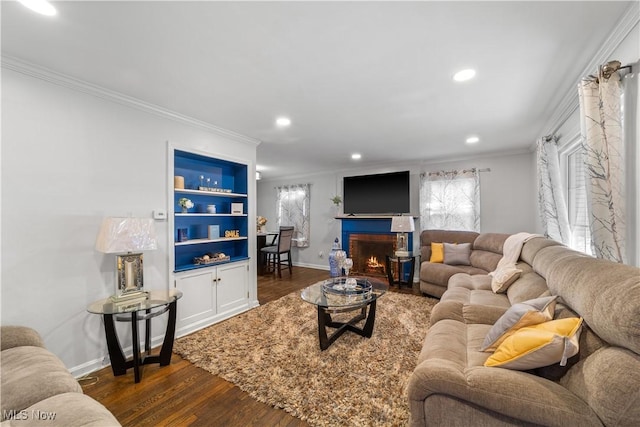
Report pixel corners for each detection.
[430,274,510,325]
[469,233,509,272]
[490,266,522,293]
[481,295,558,352]
[1,346,82,418]
[1,326,45,351]
[485,318,583,370]
[505,262,551,305]
[559,346,640,426]
[409,319,604,427]
[0,393,121,427]
[429,242,444,263]
[443,243,471,265]
[420,263,485,289]
[539,250,640,355]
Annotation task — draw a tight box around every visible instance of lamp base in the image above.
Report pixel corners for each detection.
[110,290,148,302]
[394,250,410,257]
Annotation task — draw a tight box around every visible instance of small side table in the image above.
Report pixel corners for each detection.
[87,289,183,383]
[385,253,417,288]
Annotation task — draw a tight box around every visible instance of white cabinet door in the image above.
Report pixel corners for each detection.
[175,270,216,336]
[216,261,248,315]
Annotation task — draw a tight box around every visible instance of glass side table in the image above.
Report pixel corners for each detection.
[87,289,183,383]
[385,253,417,289]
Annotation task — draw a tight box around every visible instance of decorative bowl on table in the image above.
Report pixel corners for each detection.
[322,277,372,296]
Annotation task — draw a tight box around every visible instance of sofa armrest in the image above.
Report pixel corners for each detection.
[1,326,45,351]
[408,359,602,426]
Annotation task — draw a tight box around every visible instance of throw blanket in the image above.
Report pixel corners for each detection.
[493,232,542,273]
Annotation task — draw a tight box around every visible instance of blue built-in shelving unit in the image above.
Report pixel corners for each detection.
[173,150,249,272]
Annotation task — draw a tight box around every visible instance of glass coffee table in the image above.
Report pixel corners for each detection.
[301,277,388,350]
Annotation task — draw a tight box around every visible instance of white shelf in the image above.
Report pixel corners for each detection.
[175,213,248,217]
[175,237,248,246]
[175,188,247,198]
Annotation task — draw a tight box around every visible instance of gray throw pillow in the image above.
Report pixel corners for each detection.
[443,242,471,266]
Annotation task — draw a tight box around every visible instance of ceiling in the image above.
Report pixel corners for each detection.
[2,1,633,179]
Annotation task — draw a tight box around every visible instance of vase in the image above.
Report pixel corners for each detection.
[181,207,188,213]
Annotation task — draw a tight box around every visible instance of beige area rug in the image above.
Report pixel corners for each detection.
[173,290,439,426]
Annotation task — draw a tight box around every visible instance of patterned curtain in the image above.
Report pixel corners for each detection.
[419,169,480,232]
[275,184,310,247]
[578,66,626,263]
[536,136,571,244]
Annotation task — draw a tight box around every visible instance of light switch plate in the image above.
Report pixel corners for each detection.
[153,209,167,220]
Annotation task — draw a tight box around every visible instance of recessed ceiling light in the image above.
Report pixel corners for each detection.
[18,0,57,16]
[275,117,291,127]
[453,69,476,82]
[351,153,362,160]
[466,136,480,144]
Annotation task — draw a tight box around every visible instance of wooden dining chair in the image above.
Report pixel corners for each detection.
[260,226,294,278]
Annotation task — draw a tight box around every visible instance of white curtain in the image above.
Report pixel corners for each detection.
[419,168,480,232]
[578,66,626,263]
[275,183,310,247]
[536,136,571,244]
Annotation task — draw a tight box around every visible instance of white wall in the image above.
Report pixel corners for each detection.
[1,67,257,375]
[257,150,536,270]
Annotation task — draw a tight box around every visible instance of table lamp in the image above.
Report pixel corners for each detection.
[95,217,158,301]
[391,216,414,257]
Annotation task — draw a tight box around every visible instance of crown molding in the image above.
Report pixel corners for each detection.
[1,55,262,147]
[539,1,639,139]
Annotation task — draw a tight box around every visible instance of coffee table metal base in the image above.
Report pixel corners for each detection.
[317,300,377,350]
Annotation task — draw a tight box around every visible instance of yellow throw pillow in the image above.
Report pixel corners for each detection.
[430,242,444,263]
[484,317,583,370]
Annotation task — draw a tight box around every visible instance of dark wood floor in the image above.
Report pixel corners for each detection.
[82,267,419,427]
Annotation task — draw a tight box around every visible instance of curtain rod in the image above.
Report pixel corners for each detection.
[601,60,633,79]
[421,167,490,177]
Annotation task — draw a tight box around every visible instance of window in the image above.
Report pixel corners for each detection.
[275,184,310,247]
[560,138,592,255]
[419,169,480,231]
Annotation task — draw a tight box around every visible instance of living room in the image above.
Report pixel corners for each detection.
[2,1,639,426]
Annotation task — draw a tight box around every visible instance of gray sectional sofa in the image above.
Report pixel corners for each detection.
[1,326,120,426]
[409,230,640,426]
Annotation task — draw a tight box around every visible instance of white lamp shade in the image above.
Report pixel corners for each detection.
[95,217,158,253]
[390,216,415,233]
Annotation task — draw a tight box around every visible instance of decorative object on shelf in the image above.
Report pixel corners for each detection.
[193,252,230,265]
[177,228,188,242]
[225,230,240,238]
[328,237,346,277]
[95,216,158,301]
[330,195,342,206]
[207,204,217,214]
[174,176,185,189]
[178,197,194,213]
[257,216,268,233]
[231,203,244,215]
[391,215,415,257]
[208,225,220,239]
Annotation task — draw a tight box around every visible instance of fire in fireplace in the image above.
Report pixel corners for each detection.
[348,233,396,278]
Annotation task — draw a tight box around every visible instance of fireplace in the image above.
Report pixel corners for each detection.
[340,217,414,281]
[348,233,396,277]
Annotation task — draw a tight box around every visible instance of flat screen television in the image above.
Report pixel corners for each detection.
[343,171,410,215]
